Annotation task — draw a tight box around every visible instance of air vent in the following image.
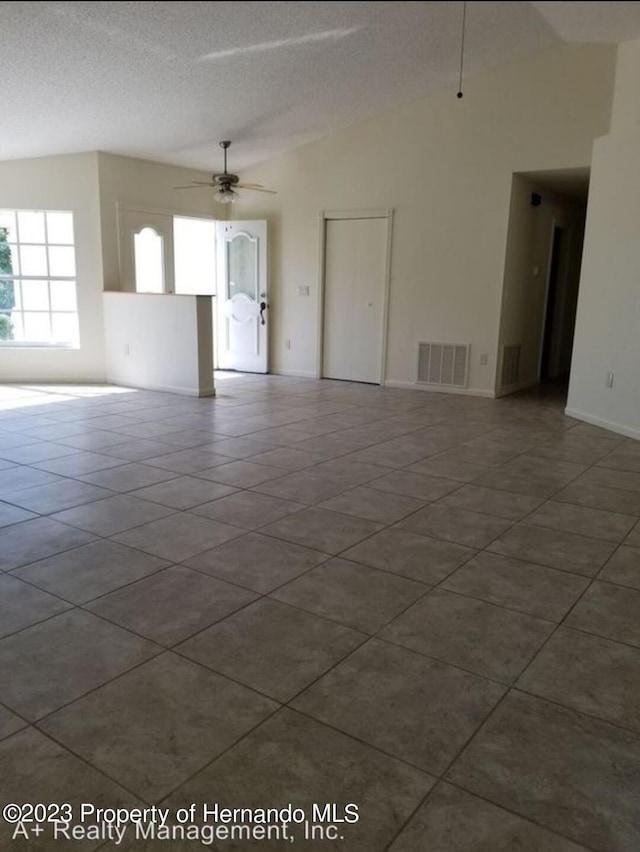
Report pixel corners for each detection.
[417,342,469,388]
[501,344,521,388]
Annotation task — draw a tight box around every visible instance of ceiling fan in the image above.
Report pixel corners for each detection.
[173,140,276,204]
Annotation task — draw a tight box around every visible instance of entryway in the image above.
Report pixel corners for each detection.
[497,169,589,397]
[117,209,268,374]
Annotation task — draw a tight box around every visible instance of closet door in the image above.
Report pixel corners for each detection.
[323,216,387,384]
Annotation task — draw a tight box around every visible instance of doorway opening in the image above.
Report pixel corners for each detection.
[540,224,564,383]
[497,169,589,398]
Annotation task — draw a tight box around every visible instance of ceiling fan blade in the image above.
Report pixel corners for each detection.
[236,185,278,194]
[234,182,265,189]
[173,183,214,189]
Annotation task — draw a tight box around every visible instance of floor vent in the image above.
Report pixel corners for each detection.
[417,342,469,388]
[501,344,521,387]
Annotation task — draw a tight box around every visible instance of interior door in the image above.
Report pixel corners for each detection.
[323,217,388,384]
[119,210,175,293]
[215,220,268,373]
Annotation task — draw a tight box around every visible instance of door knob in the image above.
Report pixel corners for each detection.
[259,301,267,325]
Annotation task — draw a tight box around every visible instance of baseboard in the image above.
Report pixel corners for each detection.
[270,367,318,379]
[384,380,495,398]
[495,378,538,398]
[564,407,640,441]
[107,380,214,397]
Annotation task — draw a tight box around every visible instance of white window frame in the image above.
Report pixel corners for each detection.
[0,208,79,349]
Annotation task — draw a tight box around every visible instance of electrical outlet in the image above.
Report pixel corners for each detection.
[606,371,614,388]
[285,339,291,350]
[124,343,130,356]
[480,353,488,366]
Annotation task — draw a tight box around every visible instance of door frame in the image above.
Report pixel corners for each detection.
[537,219,573,382]
[316,208,394,384]
[215,219,269,374]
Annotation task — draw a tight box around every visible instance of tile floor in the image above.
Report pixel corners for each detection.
[0,375,639,851]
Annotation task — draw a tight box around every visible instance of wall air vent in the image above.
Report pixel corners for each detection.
[417,342,469,388]
[501,344,521,388]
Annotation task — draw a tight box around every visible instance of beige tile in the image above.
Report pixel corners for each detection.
[518,627,640,732]
[78,462,179,492]
[191,490,304,529]
[52,494,175,536]
[565,580,640,647]
[12,539,169,604]
[293,639,505,774]
[442,551,588,621]
[168,708,433,852]
[343,528,475,584]
[489,523,616,576]
[0,706,26,742]
[526,500,636,543]
[381,588,553,682]
[0,728,139,849]
[367,469,459,501]
[398,505,511,548]
[318,486,424,524]
[272,557,426,633]
[389,783,589,852]
[87,565,256,645]
[196,459,285,487]
[0,574,70,638]
[555,481,640,515]
[113,512,244,561]
[130,475,237,509]
[439,485,542,521]
[599,545,640,590]
[0,610,159,720]
[0,517,94,571]
[2,479,112,514]
[179,598,365,701]
[40,653,277,802]
[447,692,640,852]
[185,532,328,593]
[0,502,36,527]
[262,507,382,554]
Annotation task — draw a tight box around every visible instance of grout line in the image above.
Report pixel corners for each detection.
[1,379,639,852]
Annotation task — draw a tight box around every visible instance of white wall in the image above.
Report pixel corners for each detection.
[498,176,586,394]
[609,37,640,131]
[567,128,640,436]
[103,293,214,396]
[0,151,222,383]
[97,152,222,292]
[0,152,105,382]
[232,44,615,393]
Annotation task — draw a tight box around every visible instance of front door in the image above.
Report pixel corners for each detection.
[215,220,268,373]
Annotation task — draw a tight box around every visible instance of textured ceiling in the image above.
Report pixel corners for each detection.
[2,1,640,171]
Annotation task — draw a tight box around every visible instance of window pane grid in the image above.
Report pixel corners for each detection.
[0,209,78,348]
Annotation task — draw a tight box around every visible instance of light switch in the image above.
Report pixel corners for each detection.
[297,285,310,297]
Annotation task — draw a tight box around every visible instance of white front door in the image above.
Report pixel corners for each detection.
[323,216,388,384]
[215,220,268,373]
[119,210,175,293]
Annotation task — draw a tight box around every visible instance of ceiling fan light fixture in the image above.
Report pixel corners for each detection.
[214,188,236,204]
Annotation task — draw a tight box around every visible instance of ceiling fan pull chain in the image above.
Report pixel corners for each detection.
[457,0,467,99]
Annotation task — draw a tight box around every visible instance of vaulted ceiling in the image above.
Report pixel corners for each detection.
[3,1,640,170]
